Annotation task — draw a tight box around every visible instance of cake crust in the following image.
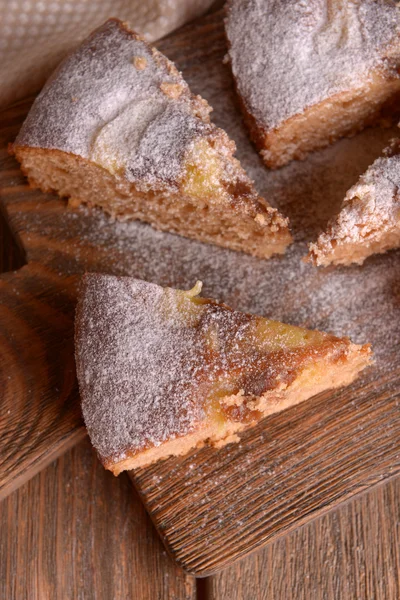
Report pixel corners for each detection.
[225,0,400,168]
[75,274,372,474]
[308,138,400,266]
[12,19,209,185]
[11,18,291,258]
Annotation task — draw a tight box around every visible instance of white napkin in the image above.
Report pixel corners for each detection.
[0,0,214,109]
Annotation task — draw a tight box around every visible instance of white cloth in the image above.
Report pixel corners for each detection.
[0,0,214,109]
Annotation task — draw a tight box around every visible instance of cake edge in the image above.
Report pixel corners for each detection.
[101,340,372,475]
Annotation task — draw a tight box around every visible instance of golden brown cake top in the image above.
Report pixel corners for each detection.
[75,274,357,468]
[225,0,400,131]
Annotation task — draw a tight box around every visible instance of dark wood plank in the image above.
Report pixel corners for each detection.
[1,8,400,576]
[0,210,25,273]
[0,439,196,600]
[0,264,85,500]
[208,477,400,600]
[1,436,399,600]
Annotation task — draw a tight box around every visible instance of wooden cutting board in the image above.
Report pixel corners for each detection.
[1,8,400,577]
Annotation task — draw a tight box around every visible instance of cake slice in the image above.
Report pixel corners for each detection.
[10,19,291,259]
[75,274,372,474]
[308,138,400,266]
[225,0,400,169]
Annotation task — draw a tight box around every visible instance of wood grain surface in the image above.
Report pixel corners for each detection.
[0,264,86,500]
[208,477,400,600]
[0,439,196,600]
[1,7,400,577]
[1,438,399,599]
[1,195,197,600]
[1,171,400,600]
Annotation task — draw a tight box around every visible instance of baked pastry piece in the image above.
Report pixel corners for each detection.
[75,273,372,474]
[10,19,291,259]
[225,0,400,169]
[308,138,400,266]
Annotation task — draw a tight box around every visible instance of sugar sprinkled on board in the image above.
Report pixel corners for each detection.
[15,16,400,378]
[50,49,400,371]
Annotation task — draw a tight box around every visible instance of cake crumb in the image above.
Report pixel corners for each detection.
[255,213,266,226]
[221,390,245,407]
[213,434,241,448]
[160,81,184,99]
[133,56,147,70]
[68,197,82,208]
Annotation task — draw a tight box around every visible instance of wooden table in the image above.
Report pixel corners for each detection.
[2,2,400,594]
[1,202,400,600]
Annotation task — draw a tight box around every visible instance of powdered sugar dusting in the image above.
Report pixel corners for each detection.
[76,275,207,462]
[321,140,400,245]
[54,50,400,374]
[225,0,400,130]
[17,18,400,377]
[68,209,399,368]
[15,19,211,190]
[75,272,363,465]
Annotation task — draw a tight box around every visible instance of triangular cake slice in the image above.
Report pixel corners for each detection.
[10,19,291,259]
[308,138,400,266]
[75,274,371,474]
[225,0,400,169]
